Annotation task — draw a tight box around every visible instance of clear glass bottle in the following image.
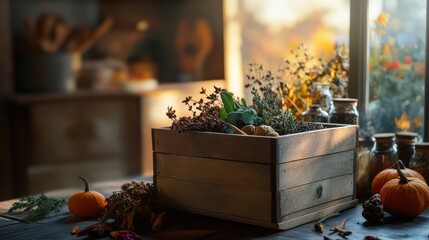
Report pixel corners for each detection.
[311,82,332,112]
[395,131,417,168]
[301,104,329,122]
[369,133,398,184]
[356,138,370,199]
[409,142,429,183]
[328,98,359,125]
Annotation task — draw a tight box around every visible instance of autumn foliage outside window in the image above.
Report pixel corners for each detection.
[365,11,425,137]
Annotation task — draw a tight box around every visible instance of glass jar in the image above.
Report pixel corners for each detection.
[409,142,429,183]
[328,98,359,125]
[395,131,417,168]
[301,104,329,122]
[311,82,332,112]
[356,138,370,199]
[369,133,398,184]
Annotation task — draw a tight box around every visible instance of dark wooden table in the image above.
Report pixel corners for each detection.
[1,176,429,240]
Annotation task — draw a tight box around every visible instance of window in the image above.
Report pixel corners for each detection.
[225,0,428,140]
[224,0,351,105]
[350,0,427,140]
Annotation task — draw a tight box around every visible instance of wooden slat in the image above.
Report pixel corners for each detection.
[276,125,358,163]
[279,174,354,217]
[282,196,355,222]
[155,153,271,191]
[277,198,358,230]
[152,125,358,164]
[152,128,275,164]
[278,150,355,189]
[156,176,273,222]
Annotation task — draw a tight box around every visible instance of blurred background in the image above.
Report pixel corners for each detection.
[0,0,427,200]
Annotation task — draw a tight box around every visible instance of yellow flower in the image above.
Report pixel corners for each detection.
[414,113,422,129]
[375,12,390,27]
[394,112,411,131]
[383,44,390,55]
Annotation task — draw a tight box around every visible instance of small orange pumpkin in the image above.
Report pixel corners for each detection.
[68,176,108,219]
[380,163,429,218]
[371,160,426,195]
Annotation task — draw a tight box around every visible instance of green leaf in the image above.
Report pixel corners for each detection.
[233,101,243,110]
[219,108,228,120]
[241,98,248,108]
[220,91,234,113]
[242,109,257,125]
[226,111,243,127]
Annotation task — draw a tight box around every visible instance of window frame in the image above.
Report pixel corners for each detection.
[349,0,429,141]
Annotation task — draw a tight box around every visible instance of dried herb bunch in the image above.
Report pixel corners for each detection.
[166,86,228,132]
[99,181,163,231]
[245,62,324,134]
[8,194,66,222]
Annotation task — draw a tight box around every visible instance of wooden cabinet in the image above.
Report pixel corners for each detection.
[8,92,141,196]
[0,0,225,199]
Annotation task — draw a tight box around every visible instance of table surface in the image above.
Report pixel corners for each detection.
[1,176,429,240]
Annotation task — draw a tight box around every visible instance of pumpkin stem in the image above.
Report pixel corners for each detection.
[79,176,90,192]
[390,160,405,169]
[397,160,406,169]
[396,161,409,184]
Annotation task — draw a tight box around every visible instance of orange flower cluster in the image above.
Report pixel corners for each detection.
[280,44,349,117]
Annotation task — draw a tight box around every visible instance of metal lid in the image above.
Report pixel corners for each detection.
[395,131,417,144]
[332,98,358,103]
[395,131,418,139]
[415,142,429,149]
[373,133,395,139]
[373,133,395,143]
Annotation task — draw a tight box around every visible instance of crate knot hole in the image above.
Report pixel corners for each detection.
[315,186,323,199]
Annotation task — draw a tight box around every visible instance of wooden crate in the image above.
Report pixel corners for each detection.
[152,124,358,230]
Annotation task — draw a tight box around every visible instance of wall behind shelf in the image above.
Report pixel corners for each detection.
[0,0,13,201]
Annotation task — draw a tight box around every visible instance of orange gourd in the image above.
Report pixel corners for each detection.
[68,176,108,219]
[380,163,429,218]
[371,160,426,195]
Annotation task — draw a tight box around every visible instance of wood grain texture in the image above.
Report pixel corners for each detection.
[152,124,358,229]
[156,176,273,222]
[155,153,271,191]
[152,124,358,164]
[279,174,354,217]
[152,128,275,163]
[277,199,358,230]
[278,150,355,189]
[275,125,358,163]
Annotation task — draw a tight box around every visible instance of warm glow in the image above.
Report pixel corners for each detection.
[243,0,350,33]
[395,112,411,131]
[223,0,244,98]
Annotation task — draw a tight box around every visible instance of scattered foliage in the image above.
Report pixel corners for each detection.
[166,86,228,133]
[8,194,66,222]
[98,181,164,231]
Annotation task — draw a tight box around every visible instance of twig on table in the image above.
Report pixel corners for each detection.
[314,212,340,233]
[329,218,352,238]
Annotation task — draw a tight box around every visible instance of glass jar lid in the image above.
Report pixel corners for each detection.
[332,98,358,103]
[313,82,330,86]
[415,142,429,150]
[395,131,417,144]
[358,137,365,147]
[373,133,395,143]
